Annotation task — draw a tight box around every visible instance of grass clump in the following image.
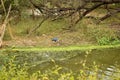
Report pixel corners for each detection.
[86,24,120,45]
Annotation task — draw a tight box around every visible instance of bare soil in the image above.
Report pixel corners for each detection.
[3,31,92,47]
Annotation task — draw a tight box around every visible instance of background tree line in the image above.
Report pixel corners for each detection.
[0,0,120,24]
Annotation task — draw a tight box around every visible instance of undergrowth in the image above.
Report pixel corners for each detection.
[3,14,120,46]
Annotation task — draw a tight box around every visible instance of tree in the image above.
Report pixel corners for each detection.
[0,1,11,47]
[28,0,120,32]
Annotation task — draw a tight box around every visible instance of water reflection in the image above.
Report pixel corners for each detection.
[0,48,120,79]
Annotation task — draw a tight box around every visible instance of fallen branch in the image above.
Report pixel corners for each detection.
[99,9,120,22]
[27,16,49,37]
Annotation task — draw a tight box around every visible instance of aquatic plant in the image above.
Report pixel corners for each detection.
[0,51,120,80]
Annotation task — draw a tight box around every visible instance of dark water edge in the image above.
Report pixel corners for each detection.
[0,47,120,79]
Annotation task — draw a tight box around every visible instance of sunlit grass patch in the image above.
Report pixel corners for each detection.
[2,44,119,52]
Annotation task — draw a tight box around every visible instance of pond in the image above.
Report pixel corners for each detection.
[0,47,120,79]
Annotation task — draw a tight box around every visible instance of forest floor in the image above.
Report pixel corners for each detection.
[3,31,93,47]
[2,11,120,48]
[3,23,120,48]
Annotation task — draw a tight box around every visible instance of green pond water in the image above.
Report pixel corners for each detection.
[0,47,120,79]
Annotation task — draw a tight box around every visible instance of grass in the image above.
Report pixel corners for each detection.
[10,17,67,36]
[3,9,120,48]
[5,18,120,47]
[1,44,120,52]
